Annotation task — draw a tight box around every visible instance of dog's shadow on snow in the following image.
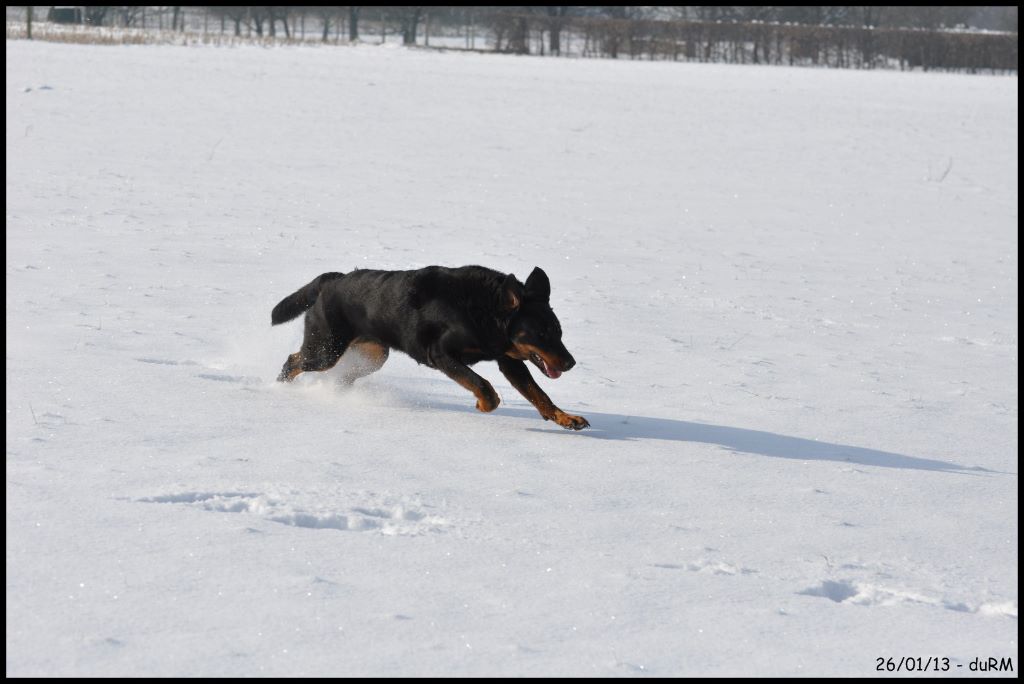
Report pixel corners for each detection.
[430,400,995,474]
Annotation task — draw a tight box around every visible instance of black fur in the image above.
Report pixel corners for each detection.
[270,272,345,325]
[272,265,589,430]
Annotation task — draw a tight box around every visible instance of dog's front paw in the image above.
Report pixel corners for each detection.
[554,411,589,431]
[476,393,500,413]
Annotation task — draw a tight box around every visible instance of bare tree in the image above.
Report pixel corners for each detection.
[318,6,333,42]
[732,7,780,63]
[84,6,111,26]
[394,6,424,45]
[855,6,886,29]
[264,6,292,38]
[119,6,145,28]
[225,6,247,36]
[281,7,292,38]
[249,7,264,36]
[506,12,530,54]
[547,6,571,56]
[350,6,362,41]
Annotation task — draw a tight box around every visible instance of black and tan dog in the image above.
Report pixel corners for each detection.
[271,266,589,430]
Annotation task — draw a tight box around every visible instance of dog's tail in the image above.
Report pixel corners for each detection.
[271,272,345,325]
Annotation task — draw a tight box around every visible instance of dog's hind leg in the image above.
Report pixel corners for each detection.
[337,337,390,385]
[277,342,349,382]
[277,302,351,382]
[278,351,305,382]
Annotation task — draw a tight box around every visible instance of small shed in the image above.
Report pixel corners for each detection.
[47,7,83,24]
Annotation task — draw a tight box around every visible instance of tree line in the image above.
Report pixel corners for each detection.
[18,6,1019,73]
[490,11,1017,73]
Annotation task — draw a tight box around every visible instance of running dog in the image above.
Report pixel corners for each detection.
[271,265,589,430]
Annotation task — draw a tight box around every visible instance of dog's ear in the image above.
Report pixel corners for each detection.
[524,267,550,302]
[501,273,524,312]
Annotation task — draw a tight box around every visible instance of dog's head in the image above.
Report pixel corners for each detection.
[502,267,576,379]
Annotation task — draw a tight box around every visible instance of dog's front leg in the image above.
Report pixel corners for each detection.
[433,354,500,413]
[497,358,589,430]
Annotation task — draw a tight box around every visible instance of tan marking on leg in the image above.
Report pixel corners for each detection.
[443,364,499,411]
[449,373,499,412]
[280,352,303,382]
[338,338,390,385]
[498,358,589,430]
[350,339,389,368]
[519,380,586,428]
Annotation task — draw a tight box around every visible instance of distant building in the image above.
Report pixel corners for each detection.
[47,7,83,24]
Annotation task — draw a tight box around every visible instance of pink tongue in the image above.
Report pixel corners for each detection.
[543,359,562,379]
